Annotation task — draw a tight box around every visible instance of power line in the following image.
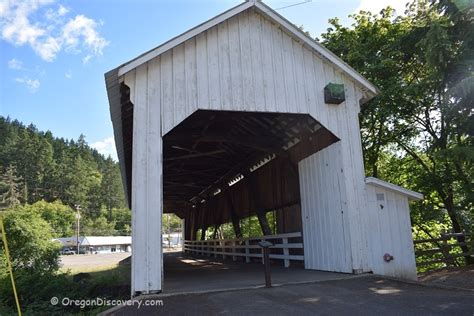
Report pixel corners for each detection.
[273,0,312,11]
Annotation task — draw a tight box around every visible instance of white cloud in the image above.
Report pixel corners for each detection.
[91,137,117,160]
[15,77,40,93]
[0,0,109,62]
[65,69,72,79]
[45,4,68,21]
[62,15,109,56]
[82,54,92,64]
[8,58,23,69]
[355,0,409,15]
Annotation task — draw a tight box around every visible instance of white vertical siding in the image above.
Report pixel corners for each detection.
[366,184,417,280]
[139,8,371,136]
[298,143,352,273]
[125,63,163,295]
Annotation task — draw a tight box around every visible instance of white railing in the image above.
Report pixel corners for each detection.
[184,232,303,268]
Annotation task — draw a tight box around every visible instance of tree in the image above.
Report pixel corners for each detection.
[113,208,132,235]
[23,200,76,238]
[320,0,473,262]
[0,165,23,207]
[81,216,116,236]
[101,157,125,221]
[0,117,127,219]
[0,207,60,274]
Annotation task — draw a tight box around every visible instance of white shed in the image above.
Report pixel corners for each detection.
[105,0,422,295]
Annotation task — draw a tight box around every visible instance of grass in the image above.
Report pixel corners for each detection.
[0,261,132,315]
[60,263,125,275]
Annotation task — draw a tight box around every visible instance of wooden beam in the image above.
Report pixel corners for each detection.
[164,149,226,161]
[191,152,268,203]
[166,134,288,157]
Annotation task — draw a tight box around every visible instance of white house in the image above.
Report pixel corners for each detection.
[55,236,132,254]
[105,0,422,295]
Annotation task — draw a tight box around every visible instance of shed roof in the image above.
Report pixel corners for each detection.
[365,177,423,201]
[81,236,132,246]
[54,236,132,247]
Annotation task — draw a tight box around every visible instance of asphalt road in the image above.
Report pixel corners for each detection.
[108,275,474,315]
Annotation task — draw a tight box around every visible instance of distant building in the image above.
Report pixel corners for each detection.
[54,236,132,254]
[162,232,182,248]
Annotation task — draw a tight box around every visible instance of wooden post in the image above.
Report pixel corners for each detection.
[257,212,272,236]
[227,194,243,238]
[282,237,290,268]
[248,175,272,236]
[212,224,219,240]
[263,246,272,288]
[441,232,454,267]
[222,241,226,260]
[214,240,218,258]
[127,65,163,295]
[201,226,207,241]
[232,240,237,261]
[245,240,250,263]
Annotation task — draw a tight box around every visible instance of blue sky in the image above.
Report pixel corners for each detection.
[0,0,406,159]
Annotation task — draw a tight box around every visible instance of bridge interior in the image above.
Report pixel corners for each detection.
[159,109,339,239]
[162,250,351,294]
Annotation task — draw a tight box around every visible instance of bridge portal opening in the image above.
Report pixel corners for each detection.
[161,110,338,279]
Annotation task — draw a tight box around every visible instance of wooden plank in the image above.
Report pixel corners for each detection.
[161,50,174,134]
[130,63,164,294]
[196,32,209,109]
[281,31,297,113]
[184,38,198,116]
[291,40,306,113]
[249,10,265,111]
[218,21,233,109]
[228,15,244,111]
[260,16,276,112]
[207,26,221,109]
[173,44,187,127]
[146,58,163,292]
[238,9,254,111]
[270,25,287,112]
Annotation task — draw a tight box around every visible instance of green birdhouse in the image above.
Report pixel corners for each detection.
[324,83,345,104]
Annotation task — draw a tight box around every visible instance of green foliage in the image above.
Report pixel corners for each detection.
[0,165,23,208]
[23,200,76,237]
[205,212,278,240]
[82,216,117,236]
[0,207,60,274]
[0,203,131,314]
[0,264,131,315]
[112,208,132,235]
[162,213,183,233]
[101,157,126,220]
[0,117,130,238]
[0,117,126,219]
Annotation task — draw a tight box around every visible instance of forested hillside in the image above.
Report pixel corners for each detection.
[0,116,131,236]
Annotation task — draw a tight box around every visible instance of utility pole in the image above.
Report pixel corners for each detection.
[75,205,81,255]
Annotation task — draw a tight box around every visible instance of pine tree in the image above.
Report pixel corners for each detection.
[101,157,125,220]
[0,165,23,208]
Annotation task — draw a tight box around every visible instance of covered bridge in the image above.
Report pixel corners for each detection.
[105,0,423,295]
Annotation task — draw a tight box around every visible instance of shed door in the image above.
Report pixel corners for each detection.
[298,144,352,273]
